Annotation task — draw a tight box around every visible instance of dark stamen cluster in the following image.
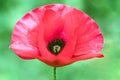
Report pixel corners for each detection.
[47,38,65,55]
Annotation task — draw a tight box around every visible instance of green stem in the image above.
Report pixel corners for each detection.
[53,67,56,80]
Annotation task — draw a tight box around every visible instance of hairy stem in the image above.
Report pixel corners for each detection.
[53,67,56,80]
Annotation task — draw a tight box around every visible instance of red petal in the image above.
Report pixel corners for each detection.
[73,12,104,55]
[9,42,40,59]
[58,10,81,58]
[42,9,63,41]
[72,53,104,62]
[10,9,41,59]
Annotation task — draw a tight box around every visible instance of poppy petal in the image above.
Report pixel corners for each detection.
[72,53,104,62]
[74,14,104,55]
[10,42,40,59]
[58,8,81,58]
[10,10,41,59]
[42,9,63,41]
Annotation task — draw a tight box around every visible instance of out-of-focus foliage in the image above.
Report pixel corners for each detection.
[0,0,119,80]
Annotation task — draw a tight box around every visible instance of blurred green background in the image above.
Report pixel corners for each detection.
[0,0,120,80]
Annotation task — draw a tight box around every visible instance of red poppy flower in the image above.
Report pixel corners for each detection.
[9,4,104,67]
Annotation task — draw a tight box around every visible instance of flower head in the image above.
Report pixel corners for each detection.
[10,4,104,67]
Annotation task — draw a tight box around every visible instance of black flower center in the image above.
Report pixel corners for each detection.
[47,38,65,55]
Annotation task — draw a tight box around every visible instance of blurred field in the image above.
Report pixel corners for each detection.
[0,0,120,80]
